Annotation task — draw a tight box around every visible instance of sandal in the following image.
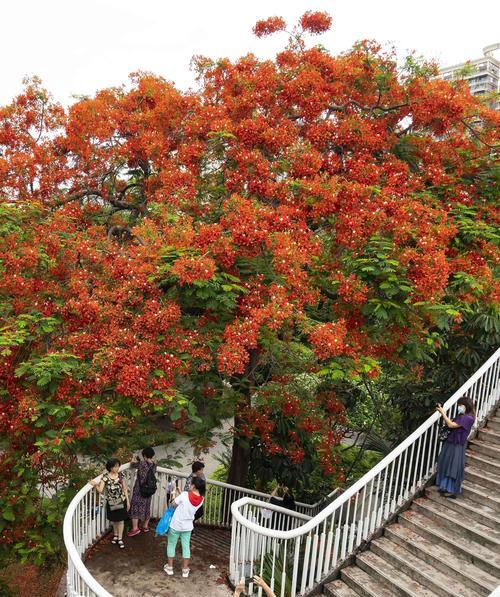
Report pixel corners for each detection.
[111,535,118,544]
[117,539,125,548]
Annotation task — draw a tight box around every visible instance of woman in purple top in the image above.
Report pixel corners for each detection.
[436,397,475,498]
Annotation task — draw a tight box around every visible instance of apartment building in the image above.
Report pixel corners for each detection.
[439,43,500,111]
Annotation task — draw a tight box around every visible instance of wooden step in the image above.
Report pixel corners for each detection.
[426,486,500,529]
[466,449,500,476]
[323,579,361,597]
[385,523,499,595]
[356,550,440,596]
[340,565,398,597]
[412,496,500,550]
[468,437,500,460]
[398,508,500,577]
[465,466,500,494]
[370,536,481,597]
[478,427,500,446]
[462,480,500,512]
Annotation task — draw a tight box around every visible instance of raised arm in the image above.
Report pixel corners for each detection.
[233,578,246,597]
[436,405,460,429]
[121,474,130,509]
[253,576,276,597]
[89,477,105,494]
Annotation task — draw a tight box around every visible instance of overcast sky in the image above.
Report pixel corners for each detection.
[2,0,499,106]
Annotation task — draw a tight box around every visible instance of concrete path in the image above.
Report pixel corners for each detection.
[85,523,233,597]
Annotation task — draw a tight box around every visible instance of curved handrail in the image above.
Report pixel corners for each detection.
[63,462,321,596]
[63,475,114,597]
[231,347,500,540]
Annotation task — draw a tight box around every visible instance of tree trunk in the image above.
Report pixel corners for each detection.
[226,349,259,488]
[227,413,251,487]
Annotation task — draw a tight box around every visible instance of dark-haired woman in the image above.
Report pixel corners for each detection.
[89,458,130,548]
[436,397,475,499]
[164,476,205,578]
[128,447,157,537]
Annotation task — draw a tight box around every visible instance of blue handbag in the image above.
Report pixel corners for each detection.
[155,505,175,536]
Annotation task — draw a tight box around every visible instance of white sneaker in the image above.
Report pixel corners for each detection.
[182,568,190,578]
[164,565,174,576]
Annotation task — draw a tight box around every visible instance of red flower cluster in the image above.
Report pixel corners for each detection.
[299,11,333,34]
[170,256,217,285]
[336,273,369,306]
[252,16,286,38]
[308,320,348,360]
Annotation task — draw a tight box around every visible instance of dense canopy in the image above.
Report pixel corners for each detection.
[0,12,498,563]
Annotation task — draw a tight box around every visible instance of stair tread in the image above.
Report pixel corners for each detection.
[398,509,500,568]
[372,537,497,597]
[427,486,500,526]
[386,523,500,588]
[357,549,441,596]
[413,496,500,543]
[470,437,500,452]
[341,565,398,597]
[478,427,500,441]
[324,579,360,597]
[466,450,500,469]
[462,480,500,508]
[466,466,500,485]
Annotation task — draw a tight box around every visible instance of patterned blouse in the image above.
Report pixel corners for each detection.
[102,472,126,506]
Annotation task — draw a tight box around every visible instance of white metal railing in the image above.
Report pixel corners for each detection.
[230,348,500,597]
[63,461,335,596]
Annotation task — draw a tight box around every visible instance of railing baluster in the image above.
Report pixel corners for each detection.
[280,539,288,597]
[348,493,358,552]
[291,535,301,597]
[316,521,326,581]
[416,429,428,487]
[324,512,335,575]
[392,453,402,513]
[356,484,366,546]
[340,495,351,560]
[364,476,375,538]
[384,459,395,518]
[331,503,342,569]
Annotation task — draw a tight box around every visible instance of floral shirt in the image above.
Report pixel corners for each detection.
[102,472,126,506]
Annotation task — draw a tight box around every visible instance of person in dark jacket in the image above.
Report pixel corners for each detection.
[128,447,157,536]
[269,484,296,530]
[436,397,475,498]
[183,460,205,492]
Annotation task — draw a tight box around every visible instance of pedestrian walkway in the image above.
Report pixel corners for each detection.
[85,523,232,597]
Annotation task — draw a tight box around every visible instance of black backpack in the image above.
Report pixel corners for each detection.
[139,464,157,498]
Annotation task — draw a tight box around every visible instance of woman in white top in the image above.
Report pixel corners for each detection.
[164,476,205,578]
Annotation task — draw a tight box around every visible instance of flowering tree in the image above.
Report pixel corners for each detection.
[0,12,498,563]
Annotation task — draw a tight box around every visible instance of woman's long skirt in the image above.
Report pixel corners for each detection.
[436,441,467,495]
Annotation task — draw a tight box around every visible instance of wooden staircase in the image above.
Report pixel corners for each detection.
[324,409,500,597]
